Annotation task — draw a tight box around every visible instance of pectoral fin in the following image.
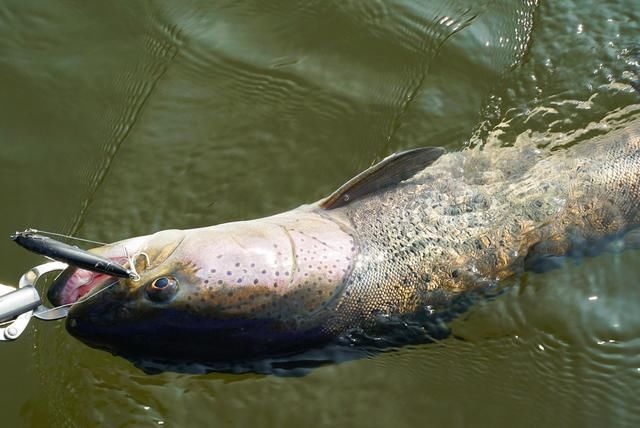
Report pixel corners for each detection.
[321,147,445,210]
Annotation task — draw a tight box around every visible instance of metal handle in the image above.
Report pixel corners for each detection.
[0,286,41,323]
[0,261,68,341]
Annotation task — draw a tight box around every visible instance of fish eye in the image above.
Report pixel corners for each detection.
[153,277,170,289]
[145,276,178,302]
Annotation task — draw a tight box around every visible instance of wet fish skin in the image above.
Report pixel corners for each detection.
[332,120,640,335]
[49,119,640,365]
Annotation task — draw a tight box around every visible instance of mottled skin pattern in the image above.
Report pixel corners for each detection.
[49,119,640,365]
[330,120,640,334]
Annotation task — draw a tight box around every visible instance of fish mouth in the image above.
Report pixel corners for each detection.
[46,230,186,307]
[48,264,124,307]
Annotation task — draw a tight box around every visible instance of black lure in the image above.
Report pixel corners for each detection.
[11,230,133,279]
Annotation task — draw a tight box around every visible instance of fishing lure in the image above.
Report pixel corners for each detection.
[0,230,132,340]
[11,230,134,279]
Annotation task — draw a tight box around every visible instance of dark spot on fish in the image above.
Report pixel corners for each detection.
[251,263,255,267]
[253,279,259,284]
[217,255,223,259]
[235,262,240,267]
[218,280,223,285]
[273,283,278,288]
[285,271,289,276]
[204,280,209,284]
[276,271,280,276]
[227,271,232,276]
[262,270,267,274]
[237,278,243,283]
[210,269,216,273]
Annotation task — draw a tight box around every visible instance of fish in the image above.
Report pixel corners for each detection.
[48,118,640,371]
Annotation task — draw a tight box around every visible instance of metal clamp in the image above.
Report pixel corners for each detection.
[0,261,69,341]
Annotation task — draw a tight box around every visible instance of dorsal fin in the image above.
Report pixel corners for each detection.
[320,147,445,210]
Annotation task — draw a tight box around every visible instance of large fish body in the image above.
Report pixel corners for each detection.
[49,119,640,365]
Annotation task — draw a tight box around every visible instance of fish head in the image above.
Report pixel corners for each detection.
[48,211,356,364]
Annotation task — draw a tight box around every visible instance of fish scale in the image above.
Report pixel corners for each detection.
[332,120,640,334]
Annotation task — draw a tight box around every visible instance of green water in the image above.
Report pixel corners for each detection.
[1,0,639,426]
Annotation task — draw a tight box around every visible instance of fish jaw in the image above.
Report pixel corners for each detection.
[48,231,183,307]
[50,268,118,306]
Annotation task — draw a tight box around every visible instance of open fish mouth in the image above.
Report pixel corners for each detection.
[48,263,124,306]
[45,231,186,308]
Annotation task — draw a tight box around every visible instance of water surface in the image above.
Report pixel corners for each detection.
[0,0,639,426]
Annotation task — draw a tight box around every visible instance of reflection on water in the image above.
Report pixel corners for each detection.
[0,0,638,426]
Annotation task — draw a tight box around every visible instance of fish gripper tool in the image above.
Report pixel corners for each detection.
[0,261,69,341]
